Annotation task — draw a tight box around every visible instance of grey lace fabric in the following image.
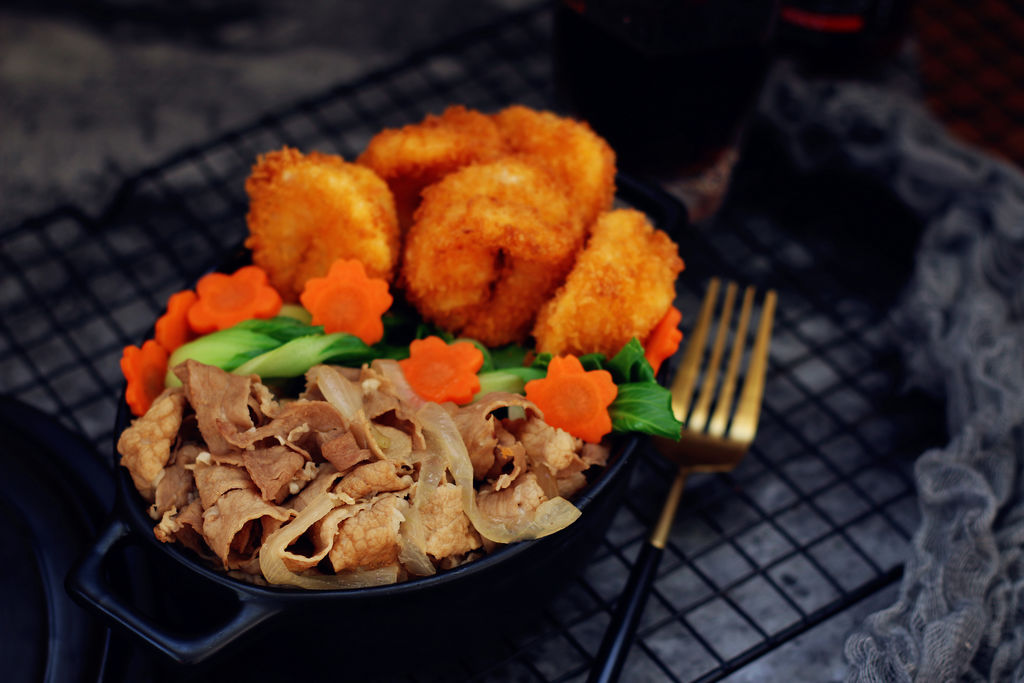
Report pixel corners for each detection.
[758,63,1024,682]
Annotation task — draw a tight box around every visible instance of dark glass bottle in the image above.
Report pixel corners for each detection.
[776,0,914,72]
[552,0,778,175]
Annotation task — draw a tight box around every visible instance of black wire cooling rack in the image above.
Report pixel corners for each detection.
[0,4,946,682]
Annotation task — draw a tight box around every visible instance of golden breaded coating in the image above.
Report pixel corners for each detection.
[401,158,585,346]
[532,209,684,357]
[494,105,616,231]
[356,105,507,230]
[245,147,399,301]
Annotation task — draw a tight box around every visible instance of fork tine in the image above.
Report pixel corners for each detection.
[707,285,755,437]
[728,289,777,444]
[668,278,721,422]
[688,281,738,432]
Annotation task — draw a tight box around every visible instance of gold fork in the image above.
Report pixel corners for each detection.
[587,278,777,683]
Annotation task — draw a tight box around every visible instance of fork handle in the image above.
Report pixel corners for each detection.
[586,541,664,683]
[588,467,690,683]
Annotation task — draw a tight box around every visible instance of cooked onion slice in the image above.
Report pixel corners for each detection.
[310,365,389,460]
[416,402,581,543]
[373,359,426,410]
[529,455,561,500]
[261,491,400,589]
[397,452,445,576]
[397,506,435,577]
[307,366,363,419]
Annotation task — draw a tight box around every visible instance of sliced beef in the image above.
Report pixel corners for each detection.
[418,482,482,560]
[287,464,344,512]
[150,445,197,520]
[154,499,213,562]
[277,499,372,572]
[490,422,527,490]
[222,400,346,457]
[476,471,548,527]
[118,389,186,501]
[248,381,280,421]
[319,430,370,473]
[510,416,587,480]
[243,445,306,503]
[174,360,255,455]
[202,488,291,571]
[451,392,539,480]
[193,462,254,509]
[328,494,408,572]
[335,460,412,501]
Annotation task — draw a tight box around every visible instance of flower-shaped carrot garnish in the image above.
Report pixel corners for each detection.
[525,355,619,443]
[299,258,393,345]
[121,339,169,416]
[398,336,484,405]
[187,265,282,334]
[643,305,683,376]
[154,289,198,352]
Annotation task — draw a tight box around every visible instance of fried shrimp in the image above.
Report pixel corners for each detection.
[244,148,399,301]
[356,105,508,230]
[402,158,585,346]
[532,209,684,358]
[494,105,616,231]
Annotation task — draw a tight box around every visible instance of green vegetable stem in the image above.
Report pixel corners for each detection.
[233,333,377,378]
[165,316,322,386]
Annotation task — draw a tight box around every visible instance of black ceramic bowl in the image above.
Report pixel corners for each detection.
[67,174,686,672]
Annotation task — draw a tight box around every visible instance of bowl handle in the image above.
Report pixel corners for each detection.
[67,517,278,665]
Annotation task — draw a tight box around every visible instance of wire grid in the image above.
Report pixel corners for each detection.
[0,5,939,682]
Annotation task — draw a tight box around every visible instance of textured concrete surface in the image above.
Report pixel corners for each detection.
[0,0,532,228]
[722,583,900,683]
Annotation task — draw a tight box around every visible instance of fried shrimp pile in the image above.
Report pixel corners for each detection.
[401,158,585,346]
[243,104,684,356]
[358,104,616,235]
[245,148,399,301]
[375,106,618,347]
[494,105,616,231]
[356,105,507,230]
[532,209,685,358]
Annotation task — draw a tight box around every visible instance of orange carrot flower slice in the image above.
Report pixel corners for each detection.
[154,289,198,352]
[525,355,619,443]
[187,265,282,334]
[643,305,683,376]
[299,258,393,345]
[121,339,169,416]
[398,336,484,405]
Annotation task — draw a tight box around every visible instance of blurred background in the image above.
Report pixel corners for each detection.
[0,0,534,226]
[4,0,1024,229]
